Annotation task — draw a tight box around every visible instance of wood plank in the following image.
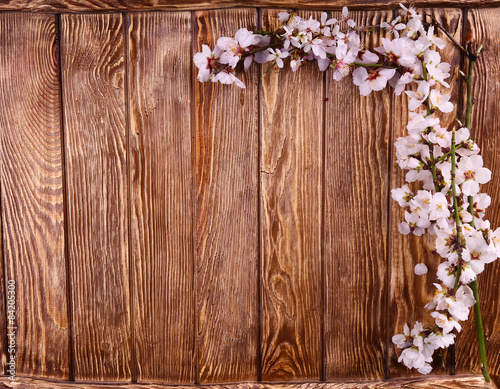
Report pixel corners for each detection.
[0,12,70,379]
[456,8,500,378]
[324,10,393,380]
[0,203,6,374]
[194,8,259,383]
[2,0,500,12]
[0,375,496,389]
[260,8,323,382]
[389,8,463,378]
[61,13,131,381]
[128,11,195,383]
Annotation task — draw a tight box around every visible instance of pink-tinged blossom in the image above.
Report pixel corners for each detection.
[429,89,454,113]
[342,6,356,28]
[427,331,455,349]
[456,155,492,196]
[194,44,222,82]
[406,113,440,138]
[393,323,413,348]
[391,184,413,207]
[280,26,294,50]
[424,50,451,87]
[303,37,327,59]
[410,190,433,218]
[331,44,358,80]
[405,81,430,111]
[420,25,446,49]
[429,192,450,220]
[375,37,417,68]
[217,28,260,68]
[399,210,431,236]
[490,228,500,257]
[392,71,420,95]
[352,67,396,96]
[320,12,337,28]
[462,231,497,265]
[381,17,406,38]
[437,262,456,289]
[266,48,289,68]
[356,49,380,65]
[244,35,272,70]
[403,11,423,38]
[212,69,245,88]
[430,311,461,333]
[426,125,451,148]
[405,168,434,191]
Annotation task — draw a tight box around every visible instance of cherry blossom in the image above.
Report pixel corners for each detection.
[194,5,499,378]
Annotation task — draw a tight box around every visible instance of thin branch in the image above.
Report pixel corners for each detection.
[424,14,468,57]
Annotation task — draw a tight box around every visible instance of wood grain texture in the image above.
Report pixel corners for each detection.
[0,13,70,379]
[194,8,259,383]
[0,203,6,374]
[61,13,131,381]
[324,10,393,380]
[0,376,497,389]
[260,8,323,382]
[128,11,195,383]
[456,8,500,377]
[389,8,463,378]
[1,0,500,12]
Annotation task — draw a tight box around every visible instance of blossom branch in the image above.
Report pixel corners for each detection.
[463,42,490,383]
[193,4,499,379]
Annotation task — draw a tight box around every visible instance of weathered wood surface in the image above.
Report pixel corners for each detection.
[259,8,323,381]
[388,8,463,378]
[0,13,70,379]
[2,0,500,12]
[61,13,131,381]
[2,4,500,386]
[456,8,500,378]
[194,8,259,383]
[0,375,497,389]
[324,10,392,381]
[128,11,195,383]
[0,206,6,374]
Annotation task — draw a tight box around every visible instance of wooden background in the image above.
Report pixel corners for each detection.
[0,1,500,387]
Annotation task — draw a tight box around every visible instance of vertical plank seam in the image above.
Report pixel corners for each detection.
[257,6,263,383]
[384,9,398,382]
[122,10,137,383]
[451,6,468,376]
[56,12,75,382]
[458,8,467,124]
[387,9,399,380]
[320,43,327,383]
[191,10,200,385]
[55,13,76,382]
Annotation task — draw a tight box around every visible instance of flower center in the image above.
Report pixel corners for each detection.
[464,170,475,180]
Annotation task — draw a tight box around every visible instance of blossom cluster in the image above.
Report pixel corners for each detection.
[193,4,499,375]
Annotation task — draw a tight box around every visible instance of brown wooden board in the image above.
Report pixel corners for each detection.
[61,13,132,381]
[259,8,323,382]
[194,8,259,383]
[455,8,500,377]
[324,10,393,381]
[0,204,6,374]
[128,11,195,383]
[1,0,500,12]
[389,8,463,378]
[0,13,70,380]
[0,375,497,389]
